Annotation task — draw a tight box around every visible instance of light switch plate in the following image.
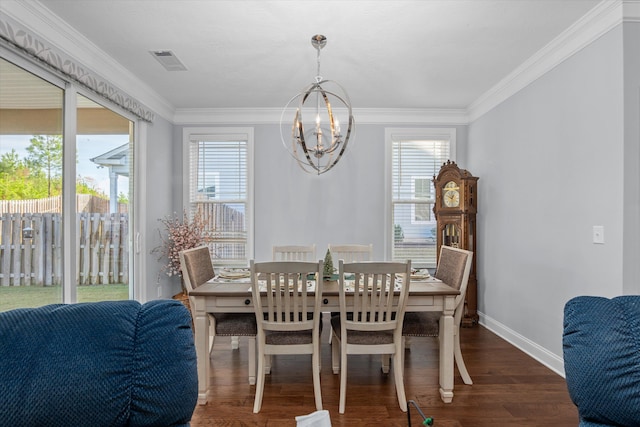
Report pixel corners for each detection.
[593,226,604,244]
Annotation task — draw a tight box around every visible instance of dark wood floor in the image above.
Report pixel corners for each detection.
[191,315,578,427]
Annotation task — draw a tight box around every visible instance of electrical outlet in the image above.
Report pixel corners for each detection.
[593,226,604,244]
[157,286,162,298]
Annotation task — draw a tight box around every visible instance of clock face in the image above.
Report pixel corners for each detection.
[443,181,460,208]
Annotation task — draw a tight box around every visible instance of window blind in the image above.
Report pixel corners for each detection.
[189,136,248,266]
[391,137,450,268]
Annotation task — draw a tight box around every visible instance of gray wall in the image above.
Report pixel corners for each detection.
[253,123,387,262]
[142,115,182,299]
[467,24,628,371]
[173,123,468,263]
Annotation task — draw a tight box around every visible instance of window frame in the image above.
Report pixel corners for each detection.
[411,176,432,225]
[384,128,456,268]
[182,127,254,267]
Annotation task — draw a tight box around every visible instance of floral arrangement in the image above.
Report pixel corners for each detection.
[155,210,212,278]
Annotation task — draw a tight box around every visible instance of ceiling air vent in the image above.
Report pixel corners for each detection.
[149,50,187,71]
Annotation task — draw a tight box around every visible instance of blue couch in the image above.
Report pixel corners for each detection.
[563,296,640,427]
[0,299,198,426]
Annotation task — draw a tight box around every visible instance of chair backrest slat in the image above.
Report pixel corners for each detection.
[329,244,373,263]
[339,260,411,332]
[251,260,323,332]
[272,245,316,261]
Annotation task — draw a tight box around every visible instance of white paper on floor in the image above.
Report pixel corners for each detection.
[295,409,332,427]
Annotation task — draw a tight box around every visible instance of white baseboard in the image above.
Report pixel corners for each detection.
[477,312,566,378]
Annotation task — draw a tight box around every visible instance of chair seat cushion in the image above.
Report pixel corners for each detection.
[330,315,394,344]
[263,314,323,344]
[402,312,440,337]
[213,313,257,336]
[265,329,313,345]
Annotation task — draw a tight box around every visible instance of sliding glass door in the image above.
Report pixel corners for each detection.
[0,56,135,310]
[0,57,64,309]
[75,94,133,302]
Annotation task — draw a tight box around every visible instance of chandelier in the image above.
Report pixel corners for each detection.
[280,35,355,175]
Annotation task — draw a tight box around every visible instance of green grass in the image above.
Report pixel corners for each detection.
[0,284,129,312]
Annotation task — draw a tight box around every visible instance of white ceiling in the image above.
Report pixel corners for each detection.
[21,1,603,111]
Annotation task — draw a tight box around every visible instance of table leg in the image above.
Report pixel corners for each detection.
[248,337,256,385]
[194,297,210,405]
[439,295,456,403]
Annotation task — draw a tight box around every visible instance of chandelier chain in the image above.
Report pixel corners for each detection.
[316,46,322,83]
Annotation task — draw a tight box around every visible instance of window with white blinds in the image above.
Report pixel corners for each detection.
[386,128,455,268]
[185,128,253,267]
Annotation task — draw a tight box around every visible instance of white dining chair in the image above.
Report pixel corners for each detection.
[250,259,324,413]
[268,244,319,373]
[401,245,474,385]
[327,244,374,343]
[328,243,373,263]
[272,244,317,261]
[330,259,412,413]
[180,246,257,385]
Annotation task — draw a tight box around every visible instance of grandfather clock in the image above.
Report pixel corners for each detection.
[433,160,479,326]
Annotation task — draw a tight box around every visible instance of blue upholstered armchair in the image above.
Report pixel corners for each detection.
[0,299,198,426]
[563,296,640,427]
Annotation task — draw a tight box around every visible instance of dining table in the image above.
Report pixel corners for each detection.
[189,273,460,405]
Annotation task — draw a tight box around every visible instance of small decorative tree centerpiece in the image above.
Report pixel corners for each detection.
[323,249,334,279]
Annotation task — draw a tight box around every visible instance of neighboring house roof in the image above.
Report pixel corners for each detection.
[90,143,129,177]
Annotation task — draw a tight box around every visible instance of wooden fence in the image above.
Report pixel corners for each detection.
[197,202,247,263]
[0,195,128,214]
[0,212,129,286]
[0,200,244,286]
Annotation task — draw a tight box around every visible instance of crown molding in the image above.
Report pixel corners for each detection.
[624,0,640,21]
[468,0,627,122]
[173,108,284,125]
[173,107,469,126]
[353,108,469,125]
[0,0,175,122]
